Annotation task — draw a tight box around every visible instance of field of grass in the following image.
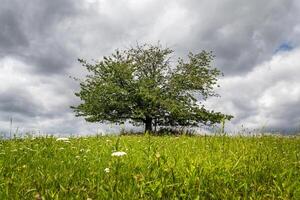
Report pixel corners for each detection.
[1,135,300,199]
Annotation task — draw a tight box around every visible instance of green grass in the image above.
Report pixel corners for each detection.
[1,135,300,199]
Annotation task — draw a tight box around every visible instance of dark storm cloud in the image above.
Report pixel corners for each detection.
[1,0,299,75]
[0,85,72,122]
[0,88,43,119]
[0,0,82,74]
[23,43,75,74]
[0,9,29,54]
[172,0,299,75]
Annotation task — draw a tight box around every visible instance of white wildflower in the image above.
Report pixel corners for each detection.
[111,151,127,157]
[56,137,69,141]
[104,168,110,173]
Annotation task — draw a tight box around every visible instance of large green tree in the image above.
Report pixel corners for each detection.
[72,43,233,133]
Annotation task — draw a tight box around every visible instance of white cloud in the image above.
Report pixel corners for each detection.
[207,48,300,132]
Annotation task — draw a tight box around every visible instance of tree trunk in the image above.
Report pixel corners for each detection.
[144,117,153,133]
[154,118,157,133]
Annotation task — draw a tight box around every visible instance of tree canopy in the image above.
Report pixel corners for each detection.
[72,43,233,133]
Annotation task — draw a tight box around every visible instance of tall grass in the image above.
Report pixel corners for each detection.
[0,135,299,199]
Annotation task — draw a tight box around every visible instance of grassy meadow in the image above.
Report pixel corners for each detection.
[0,135,300,199]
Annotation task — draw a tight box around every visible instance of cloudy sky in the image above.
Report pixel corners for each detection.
[1,0,300,135]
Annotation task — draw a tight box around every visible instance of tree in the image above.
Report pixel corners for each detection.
[71,43,233,133]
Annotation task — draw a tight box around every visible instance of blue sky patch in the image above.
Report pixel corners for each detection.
[275,43,294,54]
